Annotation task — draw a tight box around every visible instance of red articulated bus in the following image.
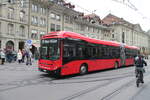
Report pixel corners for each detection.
[38,31,139,76]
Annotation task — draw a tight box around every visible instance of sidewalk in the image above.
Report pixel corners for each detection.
[0,60,39,84]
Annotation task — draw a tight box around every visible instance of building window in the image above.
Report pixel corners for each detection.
[112,34,115,38]
[8,0,15,3]
[81,25,85,31]
[31,16,34,24]
[31,16,38,25]
[97,29,100,33]
[40,18,46,27]
[56,25,61,31]
[0,22,1,34]
[86,26,88,31]
[0,6,2,17]
[88,26,91,31]
[0,40,1,49]
[43,8,46,14]
[40,31,46,38]
[32,4,34,12]
[8,23,14,35]
[64,27,73,31]
[65,15,70,23]
[20,0,26,7]
[39,18,42,26]
[50,13,55,19]
[50,13,61,21]
[20,11,25,22]
[32,4,38,12]
[19,26,25,36]
[40,7,42,13]
[50,23,55,31]
[56,14,61,21]
[31,30,38,39]
[49,0,54,2]
[50,24,61,31]
[34,16,38,24]
[92,27,95,32]
[122,32,125,43]
[8,8,14,19]
[40,7,46,14]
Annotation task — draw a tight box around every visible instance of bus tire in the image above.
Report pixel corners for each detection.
[114,62,119,69]
[80,64,88,75]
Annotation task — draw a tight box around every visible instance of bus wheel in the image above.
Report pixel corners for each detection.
[114,62,119,69]
[80,64,88,75]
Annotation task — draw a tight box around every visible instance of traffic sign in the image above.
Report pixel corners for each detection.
[26,40,32,45]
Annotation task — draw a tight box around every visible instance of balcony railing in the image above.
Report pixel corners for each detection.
[8,14,14,20]
[7,32,15,36]
[19,33,25,37]
[20,18,26,22]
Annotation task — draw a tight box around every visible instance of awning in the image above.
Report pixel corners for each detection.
[32,40,40,48]
[32,43,40,48]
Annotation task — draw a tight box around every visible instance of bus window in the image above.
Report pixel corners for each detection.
[102,45,108,58]
[40,38,60,60]
[77,47,83,57]
[91,47,98,58]
[40,46,48,59]
[76,45,86,58]
[63,44,76,57]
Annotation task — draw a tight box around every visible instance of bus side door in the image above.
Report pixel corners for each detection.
[86,46,99,71]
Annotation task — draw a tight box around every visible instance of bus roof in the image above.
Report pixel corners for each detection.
[43,31,139,49]
[125,45,140,50]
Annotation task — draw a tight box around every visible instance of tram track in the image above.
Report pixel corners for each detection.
[67,71,134,80]
[0,74,55,92]
[100,79,135,100]
[0,67,135,94]
[60,74,134,100]
[61,69,150,100]
[61,81,112,100]
[0,71,133,93]
[51,74,133,84]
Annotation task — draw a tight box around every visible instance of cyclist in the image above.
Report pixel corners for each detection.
[135,55,147,83]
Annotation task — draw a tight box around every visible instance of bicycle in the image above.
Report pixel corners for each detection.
[136,67,144,87]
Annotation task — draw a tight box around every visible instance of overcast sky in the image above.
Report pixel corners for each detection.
[68,0,150,31]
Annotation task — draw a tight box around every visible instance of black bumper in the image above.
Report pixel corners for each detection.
[38,68,61,76]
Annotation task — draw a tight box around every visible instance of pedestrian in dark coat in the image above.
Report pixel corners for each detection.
[25,50,32,65]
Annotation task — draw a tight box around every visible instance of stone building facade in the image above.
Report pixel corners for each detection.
[102,14,150,55]
[0,0,110,52]
[0,0,29,52]
[0,0,149,55]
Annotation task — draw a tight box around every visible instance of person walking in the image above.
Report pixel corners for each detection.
[26,50,32,65]
[17,50,22,64]
[0,49,6,65]
[21,49,25,63]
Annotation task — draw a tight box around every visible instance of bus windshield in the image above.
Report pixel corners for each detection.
[40,38,60,60]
